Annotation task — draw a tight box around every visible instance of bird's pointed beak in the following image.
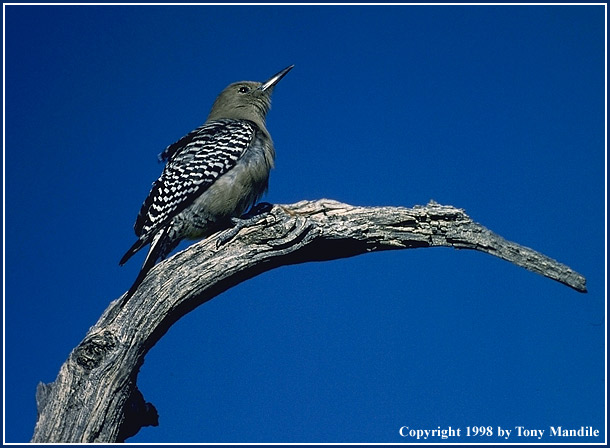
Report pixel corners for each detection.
[260,65,294,92]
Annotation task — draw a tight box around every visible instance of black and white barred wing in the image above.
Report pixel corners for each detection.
[119,119,255,265]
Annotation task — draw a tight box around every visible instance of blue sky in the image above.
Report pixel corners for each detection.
[4,4,606,444]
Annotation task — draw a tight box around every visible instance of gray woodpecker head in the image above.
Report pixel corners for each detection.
[207,65,294,129]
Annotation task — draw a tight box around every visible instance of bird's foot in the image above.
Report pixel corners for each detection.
[216,202,275,248]
[242,202,274,219]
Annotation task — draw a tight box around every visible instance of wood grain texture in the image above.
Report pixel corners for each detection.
[31,199,586,442]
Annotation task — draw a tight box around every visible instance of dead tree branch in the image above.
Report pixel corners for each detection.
[31,199,586,442]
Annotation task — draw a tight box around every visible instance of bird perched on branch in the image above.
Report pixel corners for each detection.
[120,65,294,300]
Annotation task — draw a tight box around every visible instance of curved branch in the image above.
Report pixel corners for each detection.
[31,199,587,442]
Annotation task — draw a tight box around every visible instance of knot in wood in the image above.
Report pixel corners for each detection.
[74,330,117,370]
[266,215,312,249]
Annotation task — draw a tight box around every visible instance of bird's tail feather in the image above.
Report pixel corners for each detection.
[119,238,147,266]
[120,229,170,305]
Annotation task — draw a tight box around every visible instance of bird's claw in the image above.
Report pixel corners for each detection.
[242,202,274,218]
[215,202,275,248]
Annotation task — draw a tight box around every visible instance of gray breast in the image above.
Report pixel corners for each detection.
[173,132,275,240]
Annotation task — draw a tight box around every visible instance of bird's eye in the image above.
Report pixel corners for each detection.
[238,86,250,94]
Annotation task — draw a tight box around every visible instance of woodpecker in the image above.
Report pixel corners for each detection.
[120,65,293,299]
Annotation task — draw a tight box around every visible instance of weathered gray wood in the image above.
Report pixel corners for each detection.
[31,199,587,442]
